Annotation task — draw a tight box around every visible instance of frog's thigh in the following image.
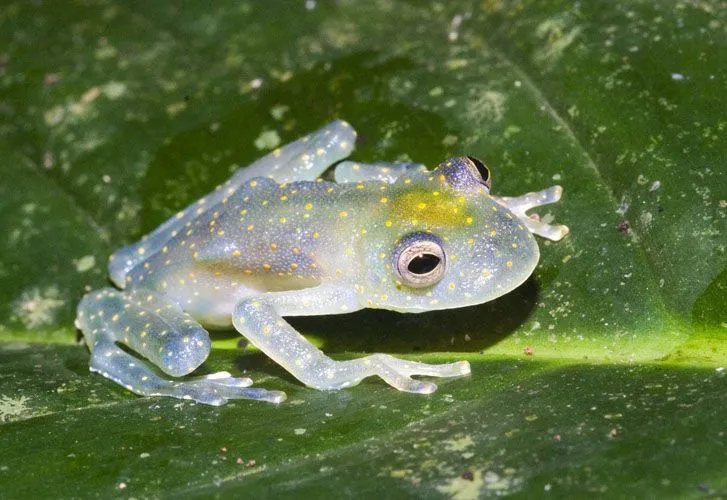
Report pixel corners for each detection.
[333,161,427,184]
[78,288,211,376]
[231,289,471,394]
[76,288,285,405]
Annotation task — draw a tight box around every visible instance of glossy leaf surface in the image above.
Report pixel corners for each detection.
[0,1,725,497]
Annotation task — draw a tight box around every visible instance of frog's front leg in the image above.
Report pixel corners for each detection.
[493,186,570,241]
[231,286,471,393]
[76,288,285,405]
[333,161,428,184]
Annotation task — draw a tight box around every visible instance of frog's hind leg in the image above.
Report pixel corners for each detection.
[76,288,285,405]
[109,120,357,287]
[333,161,428,184]
[493,186,570,241]
[235,119,357,184]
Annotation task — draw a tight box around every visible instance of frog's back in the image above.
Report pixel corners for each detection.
[122,176,374,326]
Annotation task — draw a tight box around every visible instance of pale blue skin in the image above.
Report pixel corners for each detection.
[76,120,569,405]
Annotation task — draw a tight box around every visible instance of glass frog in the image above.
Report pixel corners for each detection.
[76,120,569,405]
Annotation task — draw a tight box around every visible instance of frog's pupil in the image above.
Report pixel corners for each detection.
[466,155,490,183]
[407,254,440,275]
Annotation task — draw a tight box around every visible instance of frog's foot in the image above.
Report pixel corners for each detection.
[308,355,471,394]
[76,288,286,405]
[333,161,427,184]
[88,343,285,405]
[493,186,570,241]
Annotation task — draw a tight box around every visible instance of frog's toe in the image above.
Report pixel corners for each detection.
[170,379,286,405]
[393,358,471,378]
[404,380,438,395]
[198,371,254,387]
[370,364,438,394]
[232,388,287,404]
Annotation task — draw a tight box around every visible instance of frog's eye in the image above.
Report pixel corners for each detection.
[394,233,446,288]
[465,156,492,190]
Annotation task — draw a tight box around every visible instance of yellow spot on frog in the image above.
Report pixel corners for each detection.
[247,224,254,231]
[304,202,313,210]
[263,263,271,271]
[385,220,393,227]
[137,247,146,255]
[380,197,388,204]
[270,243,277,250]
[280,195,288,201]
[388,188,473,228]
[506,261,513,268]
[448,282,456,290]
[232,249,241,257]
[490,229,497,236]
[339,211,348,217]
[290,263,298,270]
[279,217,287,223]
[312,232,320,238]
[249,180,257,187]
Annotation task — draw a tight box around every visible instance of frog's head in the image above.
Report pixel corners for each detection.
[359,157,539,313]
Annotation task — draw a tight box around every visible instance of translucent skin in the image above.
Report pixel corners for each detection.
[76,120,569,405]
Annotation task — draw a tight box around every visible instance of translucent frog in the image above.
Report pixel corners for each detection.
[76,120,569,405]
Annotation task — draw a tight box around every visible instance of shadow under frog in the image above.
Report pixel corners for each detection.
[289,275,539,355]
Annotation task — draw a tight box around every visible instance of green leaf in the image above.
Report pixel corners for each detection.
[1,1,725,497]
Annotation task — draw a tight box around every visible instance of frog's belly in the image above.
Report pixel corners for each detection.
[155,272,321,328]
